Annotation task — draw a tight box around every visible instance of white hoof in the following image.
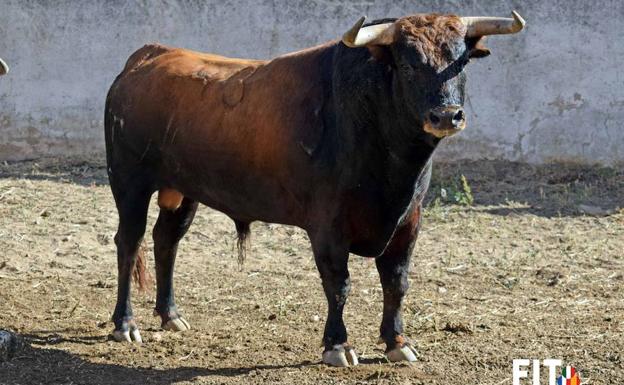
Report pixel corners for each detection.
[131,328,143,344]
[112,328,142,344]
[163,317,190,332]
[387,344,417,362]
[322,345,359,367]
[346,347,359,366]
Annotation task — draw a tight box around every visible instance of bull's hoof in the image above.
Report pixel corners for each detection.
[155,309,191,332]
[111,319,142,343]
[322,344,359,367]
[163,317,191,332]
[386,343,417,362]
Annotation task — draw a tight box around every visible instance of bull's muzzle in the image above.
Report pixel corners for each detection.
[423,105,466,138]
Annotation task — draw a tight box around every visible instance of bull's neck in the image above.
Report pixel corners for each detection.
[331,44,439,197]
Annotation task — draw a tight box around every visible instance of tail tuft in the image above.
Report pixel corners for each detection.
[234,220,251,267]
[132,241,151,291]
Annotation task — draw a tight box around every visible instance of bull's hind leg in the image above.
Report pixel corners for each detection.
[310,235,358,367]
[375,205,422,362]
[111,182,153,343]
[153,193,198,332]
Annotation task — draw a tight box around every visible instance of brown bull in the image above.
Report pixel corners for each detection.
[105,11,525,366]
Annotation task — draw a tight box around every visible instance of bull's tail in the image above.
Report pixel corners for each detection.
[234,220,251,267]
[132,241,150,291]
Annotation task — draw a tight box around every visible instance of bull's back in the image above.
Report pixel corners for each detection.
[107,43,266,127]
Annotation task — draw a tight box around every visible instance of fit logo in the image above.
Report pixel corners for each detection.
[513,360,581,385]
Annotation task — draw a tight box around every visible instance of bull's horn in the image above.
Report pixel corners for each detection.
[461,10,526,37]
[342,16,396,47]
[0,58,8,75]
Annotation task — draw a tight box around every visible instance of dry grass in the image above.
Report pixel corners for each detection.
[0,156,622,385]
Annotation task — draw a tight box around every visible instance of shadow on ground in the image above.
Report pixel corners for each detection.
[0,335,317,385]
[1,156,622,218]
[0,156,108,186]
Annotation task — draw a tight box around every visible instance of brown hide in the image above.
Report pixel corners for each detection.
[107,43,330,226]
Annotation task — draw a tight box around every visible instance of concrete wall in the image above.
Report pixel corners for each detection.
[0,0,622,164]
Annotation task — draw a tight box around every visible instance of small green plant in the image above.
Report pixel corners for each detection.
[458,174,474,206]
[437,174,474,206]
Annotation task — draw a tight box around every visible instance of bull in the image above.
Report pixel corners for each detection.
[105,11,525,366]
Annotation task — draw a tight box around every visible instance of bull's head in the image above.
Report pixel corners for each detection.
[342,11,525,139]
[0,58,8,76]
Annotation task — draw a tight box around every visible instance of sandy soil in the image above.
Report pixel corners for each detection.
[0,157,622,385]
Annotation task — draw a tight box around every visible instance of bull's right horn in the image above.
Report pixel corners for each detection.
[461,10,526,37]
[0,58,9,75]
[342,16,396,48]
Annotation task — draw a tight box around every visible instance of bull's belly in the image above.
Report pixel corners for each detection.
[161,166,416,258]
[161,165,306,227]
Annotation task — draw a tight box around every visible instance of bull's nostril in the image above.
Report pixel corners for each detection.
[429,112,441,126]
[453,110,465,124]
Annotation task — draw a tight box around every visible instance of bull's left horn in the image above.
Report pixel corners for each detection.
[342,16,396,48]
[0,58,8,75]
[461,10,526,37]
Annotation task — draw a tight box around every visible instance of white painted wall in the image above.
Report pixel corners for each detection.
[0,0,622,164]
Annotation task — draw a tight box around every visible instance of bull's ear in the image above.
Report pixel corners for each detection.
[367,45,395,66]
[466,36,491,59]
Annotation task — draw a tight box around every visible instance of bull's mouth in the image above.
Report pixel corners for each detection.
[423,120,466,138]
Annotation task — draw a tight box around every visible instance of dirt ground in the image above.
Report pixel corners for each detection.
[0,156,622,385]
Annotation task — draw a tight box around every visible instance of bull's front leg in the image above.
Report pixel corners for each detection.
[375,205,422,362]
[310,236,358,367]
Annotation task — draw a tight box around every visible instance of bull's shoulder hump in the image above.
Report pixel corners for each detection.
[122,43,174,73]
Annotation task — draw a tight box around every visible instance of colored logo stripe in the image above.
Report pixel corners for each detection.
[558,366,580,385]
